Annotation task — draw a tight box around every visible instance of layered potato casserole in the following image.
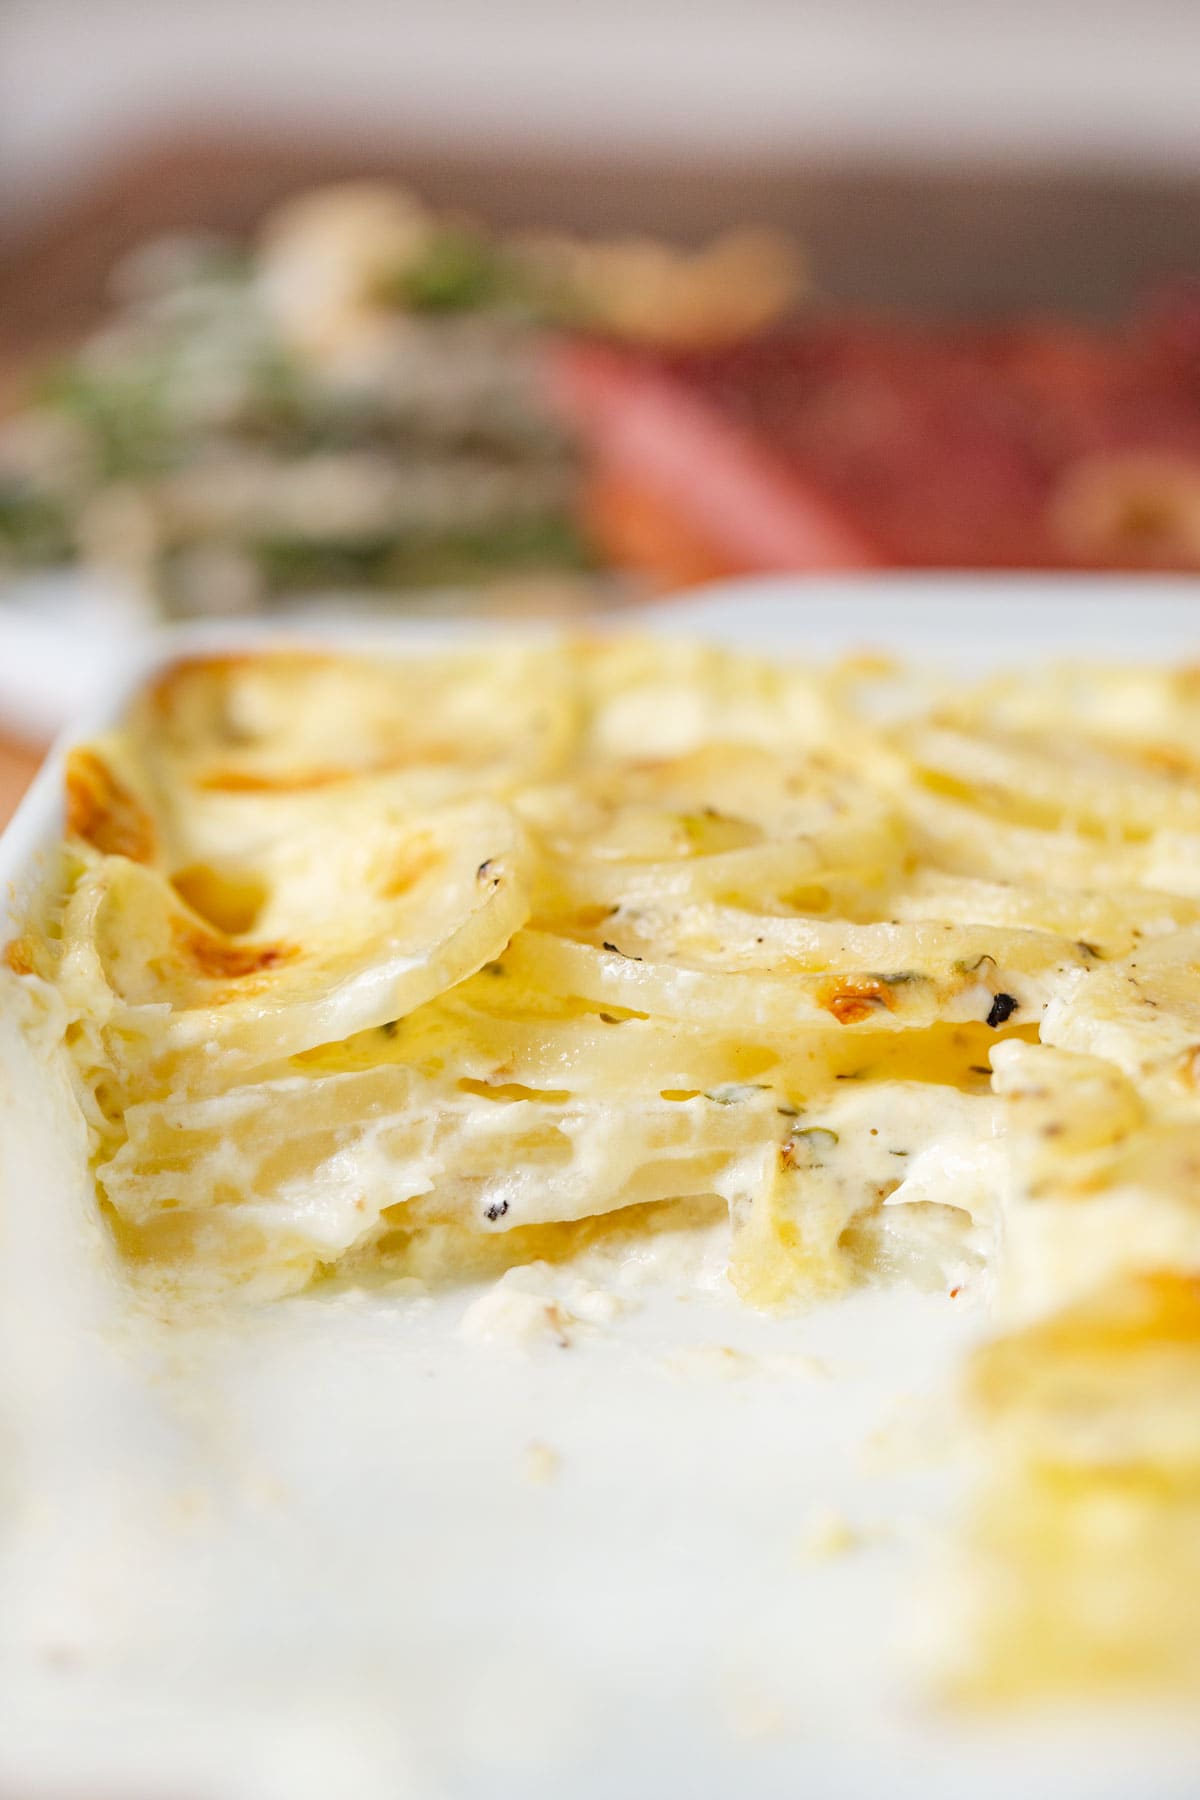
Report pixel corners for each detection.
[8,636,1200,1700]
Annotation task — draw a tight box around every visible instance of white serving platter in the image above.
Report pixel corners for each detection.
[1,576,1198,1800]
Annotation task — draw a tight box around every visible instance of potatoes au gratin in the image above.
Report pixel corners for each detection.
[8,636,1200,1701]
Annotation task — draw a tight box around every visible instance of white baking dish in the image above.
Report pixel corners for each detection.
[1,577,1197,1800]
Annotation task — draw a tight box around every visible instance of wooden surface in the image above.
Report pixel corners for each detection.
[0,737,41,829]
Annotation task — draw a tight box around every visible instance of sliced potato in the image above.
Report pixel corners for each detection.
[59,796,530,1085]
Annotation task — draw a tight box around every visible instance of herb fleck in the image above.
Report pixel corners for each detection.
[781,1126,839,1169]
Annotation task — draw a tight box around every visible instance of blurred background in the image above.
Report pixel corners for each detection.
[1,0,1200,810]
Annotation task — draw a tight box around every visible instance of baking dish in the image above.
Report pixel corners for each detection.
[1,576,1198,1800]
